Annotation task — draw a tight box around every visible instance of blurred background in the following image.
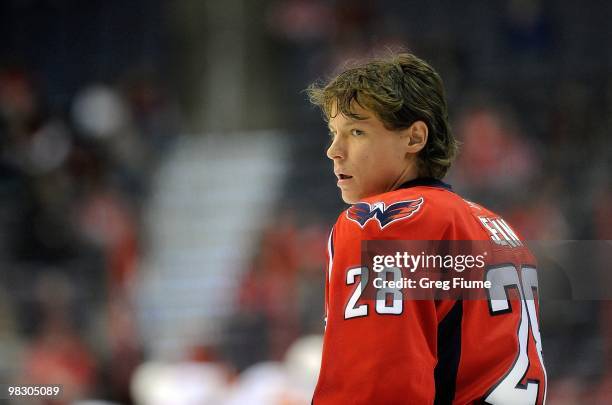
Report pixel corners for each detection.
[0,0,611,404]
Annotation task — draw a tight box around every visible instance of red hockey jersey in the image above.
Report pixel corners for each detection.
[312,178,547,405]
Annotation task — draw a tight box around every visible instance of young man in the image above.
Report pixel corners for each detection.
[307,53,547,404]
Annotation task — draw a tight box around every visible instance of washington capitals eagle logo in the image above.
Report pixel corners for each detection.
[346,197,424,229]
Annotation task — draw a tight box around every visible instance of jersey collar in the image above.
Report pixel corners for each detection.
[397,177,453,191]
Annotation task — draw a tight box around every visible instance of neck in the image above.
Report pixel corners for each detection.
[387,162,419,193]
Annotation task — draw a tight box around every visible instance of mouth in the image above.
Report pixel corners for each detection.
[335,172,353,185]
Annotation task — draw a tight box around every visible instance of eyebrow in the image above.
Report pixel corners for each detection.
[328,117,372,131]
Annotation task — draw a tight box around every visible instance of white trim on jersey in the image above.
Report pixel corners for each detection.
[325,228,334,326]
[327,228,334,283]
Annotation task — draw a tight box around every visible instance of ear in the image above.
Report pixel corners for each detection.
[399,120,428,154]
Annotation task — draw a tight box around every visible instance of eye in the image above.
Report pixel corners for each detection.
[328,131,336,140]
[351,128,365,136]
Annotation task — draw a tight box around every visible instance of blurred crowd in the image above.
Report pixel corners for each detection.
[0,63,181,402]
[0,0,611,404]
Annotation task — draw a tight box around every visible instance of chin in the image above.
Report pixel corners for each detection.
[341,192,359,204]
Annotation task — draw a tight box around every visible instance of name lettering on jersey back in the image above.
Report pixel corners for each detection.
[478,216,523,247]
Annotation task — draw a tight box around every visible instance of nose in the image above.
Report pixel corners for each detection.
[326,135,345,160]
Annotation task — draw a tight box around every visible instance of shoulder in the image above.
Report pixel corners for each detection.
[334,185,479,239]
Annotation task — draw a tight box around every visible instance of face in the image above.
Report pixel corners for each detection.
[327,104,418,204]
